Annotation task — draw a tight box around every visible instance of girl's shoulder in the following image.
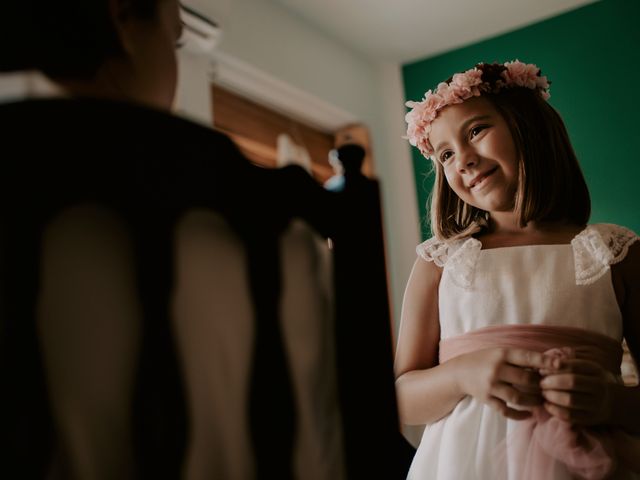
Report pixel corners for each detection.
[573,223,639,285]
[416,235,481,289]
[573,223,638,265]
[572,223,638,254]
[416,235,478,267]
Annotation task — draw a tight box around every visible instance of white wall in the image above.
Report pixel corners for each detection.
[215,0,379,122]
[184,0,420,327]
[175,52,214,125]
[369,62,421,334]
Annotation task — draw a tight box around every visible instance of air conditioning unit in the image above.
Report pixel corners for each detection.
[180,4,222,55]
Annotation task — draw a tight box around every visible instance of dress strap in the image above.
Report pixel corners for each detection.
[572,223,639,285]
[416,236,481,289]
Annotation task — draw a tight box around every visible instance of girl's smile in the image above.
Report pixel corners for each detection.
[468,166,498,190]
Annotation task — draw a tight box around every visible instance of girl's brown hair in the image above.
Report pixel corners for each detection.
[429,71,591,240]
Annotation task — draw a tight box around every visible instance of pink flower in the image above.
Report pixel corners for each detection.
[418,139,432,157]
[536,75,550,91]
[451,68,483,90]
[442,69,483,102]
[435,82,449,96]
[422,93,445,119]
[503,60,540,89]
[405,90,446,147]
[441,84,462,103]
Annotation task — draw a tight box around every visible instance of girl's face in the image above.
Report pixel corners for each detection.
[429,96,519,215]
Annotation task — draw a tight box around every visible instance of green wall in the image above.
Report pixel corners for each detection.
[403,0,640,239]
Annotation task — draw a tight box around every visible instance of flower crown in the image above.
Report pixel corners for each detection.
[405,60,551,159]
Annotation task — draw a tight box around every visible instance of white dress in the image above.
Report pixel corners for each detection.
[407,223,639,480]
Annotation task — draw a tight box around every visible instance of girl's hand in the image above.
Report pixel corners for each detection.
[453,348,555,420]
[540,357,613,426]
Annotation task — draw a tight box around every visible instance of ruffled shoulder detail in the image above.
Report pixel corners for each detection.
[416,236,482,289]
[416,237,453,267]
[571,224,639,285]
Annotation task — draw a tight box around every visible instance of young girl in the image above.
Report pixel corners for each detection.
[395,60,640,479]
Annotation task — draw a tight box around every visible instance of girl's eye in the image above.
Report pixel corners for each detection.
[440,151,453,164]
[470,125,487,139]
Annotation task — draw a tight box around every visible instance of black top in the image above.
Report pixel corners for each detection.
[0,98,408,479]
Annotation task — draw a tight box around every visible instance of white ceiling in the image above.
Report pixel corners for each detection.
[270,0,597,63]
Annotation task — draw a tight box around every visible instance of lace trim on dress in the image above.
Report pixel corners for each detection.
[416,237,481,289]
[446,238,482,289]
[572,224,639,285]
[416,224,638,289]
[416,237,451,268]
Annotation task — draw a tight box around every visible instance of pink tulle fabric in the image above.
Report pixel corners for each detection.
[439,324,639,479]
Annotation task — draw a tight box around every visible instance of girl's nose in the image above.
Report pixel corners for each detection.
[455,149,478,172]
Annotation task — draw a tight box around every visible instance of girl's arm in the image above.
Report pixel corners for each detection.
[395,257,551,426]
[541,242,640,432]
[394,257,459,425]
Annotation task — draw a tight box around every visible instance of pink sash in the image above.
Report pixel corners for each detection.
[439,324,640,479]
